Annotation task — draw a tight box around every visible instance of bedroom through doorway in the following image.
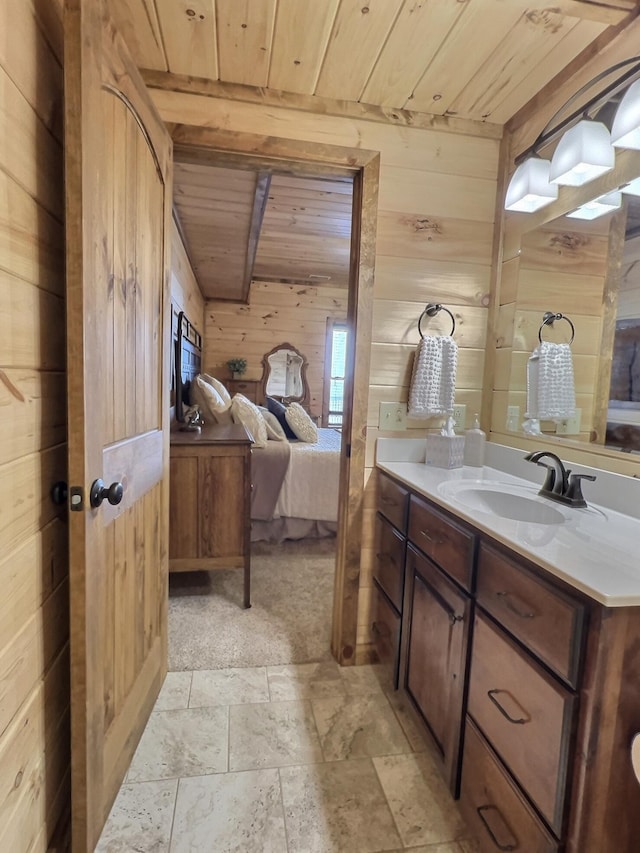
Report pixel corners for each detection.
[167,130,379,673]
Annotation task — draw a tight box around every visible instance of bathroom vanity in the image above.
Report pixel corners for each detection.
[373,446,640,853]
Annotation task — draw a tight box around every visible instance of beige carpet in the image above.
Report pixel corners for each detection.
[168,539,336,671]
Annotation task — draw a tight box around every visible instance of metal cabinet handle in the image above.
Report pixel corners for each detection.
[476,805,517,851]
[376,551,398,568]
[381,496,397,507]
[496,590,535,619]
[487,689,530,725]
[449,613,464,627]
[90,479,124,509]
[51,481,68,506]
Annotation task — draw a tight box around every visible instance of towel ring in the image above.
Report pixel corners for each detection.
[418,303,456,339]
[538,311,575,345]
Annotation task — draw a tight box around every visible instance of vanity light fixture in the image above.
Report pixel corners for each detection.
[611,78,640,149]
[566,190,622,220]
[504,157,558,212]
[505,56,640,212]
[620,176,640,196]
[548,120,614,186]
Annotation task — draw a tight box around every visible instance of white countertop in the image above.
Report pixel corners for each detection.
[376,446,640,607]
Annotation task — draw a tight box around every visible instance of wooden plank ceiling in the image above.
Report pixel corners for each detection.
[173,162,353,300]
[108,0,634,125]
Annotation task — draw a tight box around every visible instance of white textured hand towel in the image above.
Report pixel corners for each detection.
[525,341,576,420]
[408,335,458,418]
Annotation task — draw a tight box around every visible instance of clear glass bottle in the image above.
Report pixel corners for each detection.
[464,414,486,467]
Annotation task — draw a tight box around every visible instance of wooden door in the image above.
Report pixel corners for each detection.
[64,1,172,849]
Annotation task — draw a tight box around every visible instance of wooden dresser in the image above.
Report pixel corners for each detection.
[226,378,262,404]
[169,424,252,607]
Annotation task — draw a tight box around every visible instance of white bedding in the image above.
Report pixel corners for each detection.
[273,428,342,522]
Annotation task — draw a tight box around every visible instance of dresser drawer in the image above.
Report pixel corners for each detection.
[460,719,559,853]
[374,514,405,612]
[477,543,585,687]
[468,613,575,835]
[371,580,401,689]
[378,472,409,531]
[227,379,261,403]
[408,495,475,591]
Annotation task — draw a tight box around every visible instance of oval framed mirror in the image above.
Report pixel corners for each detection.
[261,342,309,406]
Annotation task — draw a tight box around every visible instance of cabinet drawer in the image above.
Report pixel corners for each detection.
[371,580,401,690]
[468,613,575,835]
[408,495,475,591]
[378,473,409,531]
[477,543,585,687]
[227,379,260,403]
[374,514,405,612]
[460,719,559,853]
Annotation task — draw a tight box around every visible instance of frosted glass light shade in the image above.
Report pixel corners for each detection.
[549,120,615,186]
[611,79,640,150]
[504,158,558,212]
[621,177,640,196]
[566,191,622,220]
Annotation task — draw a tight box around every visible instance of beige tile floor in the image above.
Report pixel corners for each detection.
[96,662,479,852]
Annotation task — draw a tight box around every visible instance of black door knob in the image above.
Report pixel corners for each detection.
[90,479,124,508]
[51,481,68,506]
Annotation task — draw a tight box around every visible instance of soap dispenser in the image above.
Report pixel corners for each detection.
[464,413,486,467]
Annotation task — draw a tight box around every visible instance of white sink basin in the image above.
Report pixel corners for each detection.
[438,480,566,525]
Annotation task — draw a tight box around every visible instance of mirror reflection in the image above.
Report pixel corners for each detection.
[261,343,309,404]
[503,193,640,454]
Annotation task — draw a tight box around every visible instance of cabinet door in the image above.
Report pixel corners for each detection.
[371,580,401,690]
[405,545,471,793]
[374,513,405,612]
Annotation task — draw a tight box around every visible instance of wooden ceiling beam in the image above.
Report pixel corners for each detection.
[243,172,271,303]
[553,1,638,25]
[141,69,503,140]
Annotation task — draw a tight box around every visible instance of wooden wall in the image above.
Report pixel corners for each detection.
[0,0,71,849]
[203,280,348,419]
[170,217,205,329]
[148,88,501,658]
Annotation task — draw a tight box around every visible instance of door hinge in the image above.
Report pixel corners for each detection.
[69,486,84,511]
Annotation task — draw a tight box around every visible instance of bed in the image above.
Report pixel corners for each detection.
[250,427,342,542]
[174,325,342,543]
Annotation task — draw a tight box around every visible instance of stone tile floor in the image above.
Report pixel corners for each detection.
[96,663,479,852]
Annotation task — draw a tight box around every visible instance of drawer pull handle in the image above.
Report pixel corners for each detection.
[376,551,397,568]
[420,529,443,545]
[449,613,464,627]
[496,591,535,620]
[487,689,530,725]
[476,805,517,851]
[381,496,397,507]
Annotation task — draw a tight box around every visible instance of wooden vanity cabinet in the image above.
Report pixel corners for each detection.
[371,473,408,688]
[376,469,640,853]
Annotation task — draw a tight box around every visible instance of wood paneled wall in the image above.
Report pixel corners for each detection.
[170,217,205,328]
[149,88,501,659]
[0,0,70,849]
[203,280,348,418]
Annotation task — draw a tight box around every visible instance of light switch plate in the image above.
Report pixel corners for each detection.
[452,404,466,432]
[556,408,581,435]
[379,402,407,431]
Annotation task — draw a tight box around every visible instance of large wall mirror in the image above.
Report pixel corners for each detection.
[498,145,640,457]
[261,342,309,406]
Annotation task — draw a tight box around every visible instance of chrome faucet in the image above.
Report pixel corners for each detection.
[524,450,596,508]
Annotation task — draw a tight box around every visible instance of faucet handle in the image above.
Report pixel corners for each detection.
[565,473,596,507]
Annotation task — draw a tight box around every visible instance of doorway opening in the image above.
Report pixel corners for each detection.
[167,125,380,669]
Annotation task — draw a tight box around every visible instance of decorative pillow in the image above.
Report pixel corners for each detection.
[190,374,233,425]
[266,396,297,440]
[285,402,318,443]
[230,393,268,448]
[258,406,287,441]
[202,373,231,407]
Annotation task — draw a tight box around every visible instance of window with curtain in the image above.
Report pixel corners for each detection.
[324,321,348,427]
